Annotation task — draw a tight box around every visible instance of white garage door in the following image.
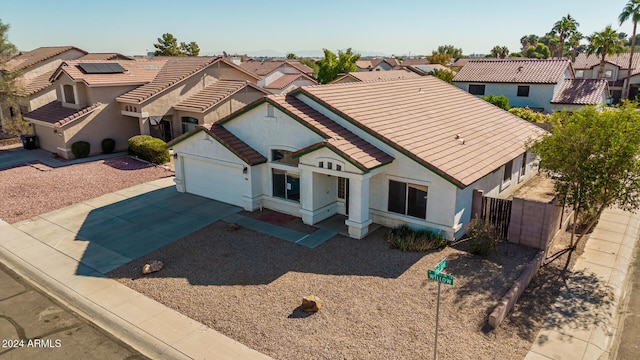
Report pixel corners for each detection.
[183,157,244,207]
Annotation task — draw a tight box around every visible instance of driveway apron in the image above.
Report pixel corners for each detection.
[11,178,241,275]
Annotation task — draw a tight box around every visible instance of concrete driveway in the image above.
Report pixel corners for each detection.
[12,178,241,275]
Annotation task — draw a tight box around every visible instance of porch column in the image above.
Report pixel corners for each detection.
[299,168,315,225]
[346,176,372,239]
[139,117,151,135]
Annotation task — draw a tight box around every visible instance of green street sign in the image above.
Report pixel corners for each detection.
[433,258,446,274]
[428,269,454,286]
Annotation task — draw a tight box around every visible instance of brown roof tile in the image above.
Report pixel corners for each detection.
[24,101,101,127]
[550,79,609,105]
[173,80,265,112]
[264,74,316,89]
[453,59,571,84]
[332,70,422,83]
[297,77,545,187]
[4,46,87,72]
[238,60,314,77]
[19,70,56,96]
[166,124,267,165]
[77,53,133,61]
[269,95,393,171]
[54,59,166,86]
[573,52,640,71]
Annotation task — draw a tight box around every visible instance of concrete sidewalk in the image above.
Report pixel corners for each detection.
[526,208,640,360]
[0,185,272,359]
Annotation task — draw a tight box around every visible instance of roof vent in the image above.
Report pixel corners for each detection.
[517,66,524,72]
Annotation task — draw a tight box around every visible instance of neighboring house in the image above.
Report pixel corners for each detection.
[453,59,607,113]
[238,60,317,93]
[356,58,400,72]
[331,69,422,84]
[402,64,453,76]
[549,79,610,112]
[1,46,88,125]
[573,52,640,102]
[24,56,262,158]
[166,77,544,240]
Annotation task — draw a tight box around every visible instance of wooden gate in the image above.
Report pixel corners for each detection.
[481,196,512,240]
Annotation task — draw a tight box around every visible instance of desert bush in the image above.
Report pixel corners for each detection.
[386,224,447,252]
[71,141,90,158]
[481,94,510,110]
[466,219,500,255]
[128,135,153,155]
[101,138,116,154]
[136,137,170,164]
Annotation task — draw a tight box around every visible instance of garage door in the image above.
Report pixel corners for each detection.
[183,157,244,207]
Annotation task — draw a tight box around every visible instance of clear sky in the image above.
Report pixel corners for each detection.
[1,0,636,57]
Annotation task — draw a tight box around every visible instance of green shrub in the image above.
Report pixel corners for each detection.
[128,135,153,155]
[466,219,500,255]
[101,138,116,154]
[386,224,447,252]
[136,137,170,164]
[481,94,510,110]
[71,141,90,158]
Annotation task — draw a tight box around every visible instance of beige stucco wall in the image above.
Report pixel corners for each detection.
[20,48,86,81]
[32,123,64,154]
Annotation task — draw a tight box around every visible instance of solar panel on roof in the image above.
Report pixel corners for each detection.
[78,63,126,74]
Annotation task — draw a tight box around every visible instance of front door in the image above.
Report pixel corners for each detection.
[338,177,349,215]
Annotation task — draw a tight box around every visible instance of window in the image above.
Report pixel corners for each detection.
[271,149,298,166]
[387,180,428,219]
[501,160,513,191]
[338,177,348,199]
[62,84,75,104]
[520,153,527,177]
[517,86,530,97]
[604,69,613,78]
[336,164,342,171]
[327,162,333,170]
[272,169,300,202]
[181,117,199,133]
[575,70,584,78]
[468,84,485,96]
[319,161,324,168]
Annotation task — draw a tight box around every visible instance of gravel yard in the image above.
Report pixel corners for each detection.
[110,221,540,360]
[0,156,172,224]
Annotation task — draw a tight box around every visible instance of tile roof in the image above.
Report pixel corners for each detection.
[332,70,422,83]
[77,53,133,61]
[24,101,102,127]
[399,58,430,66]
[356,58,400,70]
[452,59,571,84]
[573,52,640,71]
[4,46,87,72]
[54,59,167,86]
[116,57,260,104]
[238,60,314,77]
[167,124,267,165]
[18,70,56,96]
[173,80,266,112]
[264,74,316,89]
[297,77,546,187]
[268,95,394,171]
[550,79,609,105]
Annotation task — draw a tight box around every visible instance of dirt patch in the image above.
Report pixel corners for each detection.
[239,208,316,234]
[0,156,173,224]
[110,222,538,360]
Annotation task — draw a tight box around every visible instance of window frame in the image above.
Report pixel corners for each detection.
[387,179,428,219]
[468,84,486,96]
[272,169,300,202]
[501,160,514,191]
[181,116,199,134]
[517,85,530,97]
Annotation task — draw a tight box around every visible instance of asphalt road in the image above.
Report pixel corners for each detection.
[0,261,147,360]
[612,240,640,360]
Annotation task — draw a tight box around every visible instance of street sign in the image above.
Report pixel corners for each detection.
[428,269,454,286]
[433,258,446,274]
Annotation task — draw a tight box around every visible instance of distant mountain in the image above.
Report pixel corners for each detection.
[203,49,394,58]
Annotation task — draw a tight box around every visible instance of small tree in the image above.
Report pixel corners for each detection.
[526,43,551,59]
[435,44,463,59]
[481,94,510,110]
[153,33,200,56]
[529,102,640,270]
[317,48,360,84]
[429,68,455,84]
[286,53,296,59]
[426,52,451,66]
[0,19,22,134]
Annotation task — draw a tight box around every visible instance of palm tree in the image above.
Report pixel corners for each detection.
[519,34,538,55]
[552,14,580,59]
[490,45,509,59]
[567,31,584,61]
[619,0,640,99]
[587,25,626,79]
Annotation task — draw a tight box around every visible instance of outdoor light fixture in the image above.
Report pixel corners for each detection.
[173,152,178,159]
[243,167,248,174]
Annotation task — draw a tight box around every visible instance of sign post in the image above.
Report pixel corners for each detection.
[428,258,454,360]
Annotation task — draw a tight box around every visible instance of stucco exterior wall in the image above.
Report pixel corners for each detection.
[454,82,557,112]
[21,49,86,80]
[28,89,57,112]
[31,123,63,154]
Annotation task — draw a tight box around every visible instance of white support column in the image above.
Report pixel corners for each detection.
[139,117,151,135]
[299,168,315,225]
[346,176,372,239]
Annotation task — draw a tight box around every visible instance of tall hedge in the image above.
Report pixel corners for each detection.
[128,135,169,164]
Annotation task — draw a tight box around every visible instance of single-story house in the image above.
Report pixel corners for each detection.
[167,77,545,240]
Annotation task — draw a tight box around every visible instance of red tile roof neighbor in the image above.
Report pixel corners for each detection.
[332,70,422,83]
[453,59,571,84]
[573,52,640,71]
[19,70,56,96]
[264,74,316,89]
[173,80,266,112]
[269,95,394,171]
[54,59,167,85]
[297,77,546,187]
[24,101,102,127]
[4,46,87,71]
[239,60,314,77]
[551,79,609,105]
